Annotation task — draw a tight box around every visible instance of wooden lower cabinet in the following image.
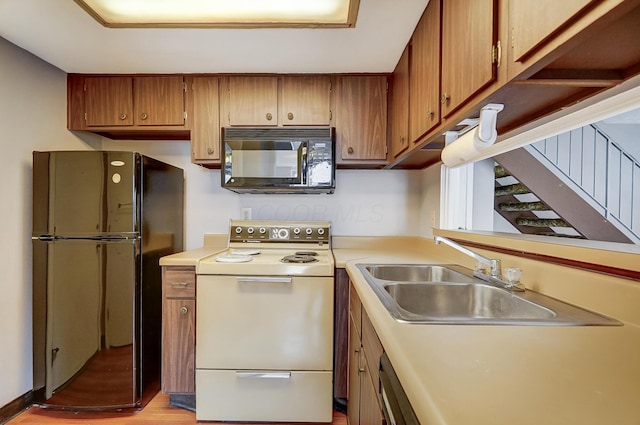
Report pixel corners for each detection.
[348,280,384,425]
[161,266,196,395]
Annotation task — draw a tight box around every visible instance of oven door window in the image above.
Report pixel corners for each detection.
[224,140,304,186]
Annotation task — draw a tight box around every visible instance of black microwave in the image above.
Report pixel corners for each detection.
[222,127,335,194]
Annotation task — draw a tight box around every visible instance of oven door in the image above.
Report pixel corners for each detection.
[222,140,306,189]
[196,275,333,370]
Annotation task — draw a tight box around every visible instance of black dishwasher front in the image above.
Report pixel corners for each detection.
[379,353,420,425]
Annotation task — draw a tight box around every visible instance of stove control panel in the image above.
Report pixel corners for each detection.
[229,220,330,244]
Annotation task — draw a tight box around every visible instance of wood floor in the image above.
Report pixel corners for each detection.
[7,393,348,425]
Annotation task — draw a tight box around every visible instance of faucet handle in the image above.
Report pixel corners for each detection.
[504,267,522,285]
[475,261,488,275]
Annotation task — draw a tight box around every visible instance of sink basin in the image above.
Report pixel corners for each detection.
[356,264,621,326]
[384,282,555,321]
[363,264,474,283]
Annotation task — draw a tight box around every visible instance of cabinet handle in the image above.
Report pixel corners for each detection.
[441,93,450,105]
[236,372,291,379]
[400,136,405,143]
[119,113,127,120]
[179,306,188,315]
[171,281,189,287]
[287,112,294,120]
[428,110,435,118]
[347,147,354,154]
[207,148,214,155]
[140,112,148,120]
[266,113,273,121]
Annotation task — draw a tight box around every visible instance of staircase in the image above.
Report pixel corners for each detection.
[494,165,582,238]
[494,148,632,243]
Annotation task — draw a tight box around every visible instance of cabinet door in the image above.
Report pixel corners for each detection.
[510,0,597,63]
[441,0,497,118]
[161,298,195,394]
[334,75,388,162]
[134,76,185,126]
[281,76,331,125]
[359,360,384,425]
[410,0,441,142]
[347,316,361,425]
[85,76,133,126]
[389,46,410,159]
[334,269,350,401]
[227,76,278,126]
[189,76,220,163]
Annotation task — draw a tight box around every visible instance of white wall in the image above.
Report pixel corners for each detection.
[0,37,101,408]
[0,36,429,409]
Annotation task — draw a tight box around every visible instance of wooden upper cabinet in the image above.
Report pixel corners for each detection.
[510,0,597,63]
[226,76,278,126]
[441,0,498,118]
[409,0,441,143]
[85,76,133,126]
[134,76,185,126]
[334,75,388,163]
[281,75,331,126]
[389,47,410,159]
[223,75,330,127]
[188,76,220,164]
[83,75,185,128]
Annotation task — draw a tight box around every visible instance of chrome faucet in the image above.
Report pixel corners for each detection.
[433,236,524,291]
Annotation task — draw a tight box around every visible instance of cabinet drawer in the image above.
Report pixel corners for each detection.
[196,370,333,422]
[362,309,384,394]
[163,266,196,298]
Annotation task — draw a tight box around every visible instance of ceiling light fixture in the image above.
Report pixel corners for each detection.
[73,0,360,28]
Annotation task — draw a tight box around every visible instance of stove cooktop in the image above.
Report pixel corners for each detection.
[197,220,334,276]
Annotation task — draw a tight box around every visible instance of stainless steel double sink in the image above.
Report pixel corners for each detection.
[356,264,621,326]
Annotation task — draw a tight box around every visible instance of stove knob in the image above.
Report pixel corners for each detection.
[305,228,313,235]
[278,228,289,239]
[259,227,267,234]
[235,227,242,234]
[318,228,325,235]
[247,227,255,234]
[293,227,301,235]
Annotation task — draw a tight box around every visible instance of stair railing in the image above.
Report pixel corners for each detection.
[527,124,639,242]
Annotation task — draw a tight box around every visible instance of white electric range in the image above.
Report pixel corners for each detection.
[195,220,334,422]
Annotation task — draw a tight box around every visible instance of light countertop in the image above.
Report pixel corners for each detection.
[159,234,227,266]
[335,236,640,425]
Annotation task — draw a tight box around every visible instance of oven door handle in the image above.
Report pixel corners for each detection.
[236,277,293,284]
[236,372,292,379]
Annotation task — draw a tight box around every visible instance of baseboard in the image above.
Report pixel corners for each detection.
[0,390,33,424]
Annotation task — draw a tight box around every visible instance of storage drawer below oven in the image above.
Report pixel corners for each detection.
[195,369,333,422]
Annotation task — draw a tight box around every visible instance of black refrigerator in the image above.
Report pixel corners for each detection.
[31,151,184,410]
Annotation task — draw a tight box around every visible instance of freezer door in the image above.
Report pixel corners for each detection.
[32,238,139,409]
[33,151,139,237]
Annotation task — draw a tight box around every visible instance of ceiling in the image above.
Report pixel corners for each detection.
[0,0,428,74]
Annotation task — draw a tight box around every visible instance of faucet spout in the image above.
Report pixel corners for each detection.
[433,236,501,279]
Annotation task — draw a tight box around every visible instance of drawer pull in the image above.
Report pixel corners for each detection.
[236,372,291,379]
[236,277,292,284]
[171,281,189,287]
